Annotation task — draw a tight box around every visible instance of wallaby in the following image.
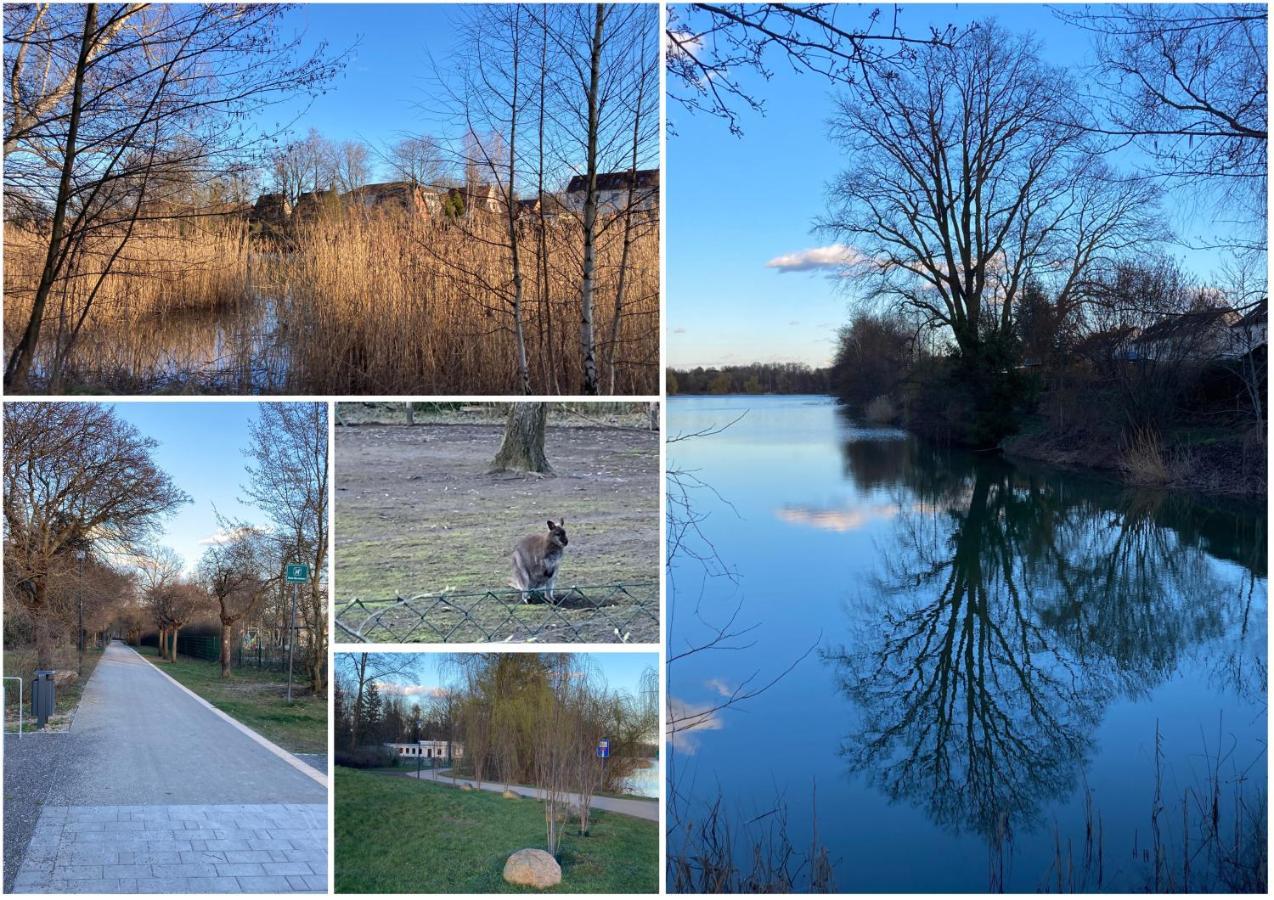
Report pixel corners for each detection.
[511,519,569,603]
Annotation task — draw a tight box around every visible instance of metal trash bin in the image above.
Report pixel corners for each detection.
[31,670,55,728]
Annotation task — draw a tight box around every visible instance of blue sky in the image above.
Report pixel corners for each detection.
[265,3,462,165]
[109,402,270,574]
[667,3,1249,369]
[261,3,658,185]
[376,652,658,704]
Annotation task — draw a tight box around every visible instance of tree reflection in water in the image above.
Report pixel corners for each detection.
[823,434,1266,870]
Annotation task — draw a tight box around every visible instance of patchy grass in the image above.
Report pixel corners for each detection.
[136,644,325,755]
[2,644,103,732]
[335,767,658,894]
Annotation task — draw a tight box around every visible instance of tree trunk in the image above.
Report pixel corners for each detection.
[33,580,53,670]
[220,620,233,678]
[489,403,553,473]
[578,4,604,396]
[504,11,532,395]
[4,3,95,391]
[606,39,649,394]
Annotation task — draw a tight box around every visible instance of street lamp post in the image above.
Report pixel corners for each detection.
[75,548,86,676]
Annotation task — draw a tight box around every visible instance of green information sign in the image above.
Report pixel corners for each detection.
[285,563,310,583]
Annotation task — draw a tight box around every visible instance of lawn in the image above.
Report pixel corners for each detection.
[335,767,658,894]
[136,644,326,755]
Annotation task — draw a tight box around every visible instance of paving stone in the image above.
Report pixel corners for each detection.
[12,804,326,894]
[235,875,294,892]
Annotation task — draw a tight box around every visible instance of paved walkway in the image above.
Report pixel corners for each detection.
[409,768,658,821]
[10,642,326,894]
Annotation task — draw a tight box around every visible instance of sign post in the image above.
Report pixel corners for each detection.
[284,563,309,704]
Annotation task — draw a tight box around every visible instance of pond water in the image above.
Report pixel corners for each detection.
[621,759,659,799]
[23,253,290,393]
[667,395,1267,893]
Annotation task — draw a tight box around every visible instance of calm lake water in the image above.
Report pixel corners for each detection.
[667,395,1267,893]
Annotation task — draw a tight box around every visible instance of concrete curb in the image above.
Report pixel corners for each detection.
[129,644,328,789]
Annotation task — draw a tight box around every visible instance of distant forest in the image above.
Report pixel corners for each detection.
[667,363,831,395]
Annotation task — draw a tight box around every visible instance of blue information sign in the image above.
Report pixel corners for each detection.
[596,738,610,759]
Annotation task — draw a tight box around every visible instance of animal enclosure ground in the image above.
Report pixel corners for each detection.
[334,767,658,893]
[334,420,659,642]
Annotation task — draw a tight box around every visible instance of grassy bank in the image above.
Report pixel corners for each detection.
[1003,417,1266,497]
[136,644,325,755]
[335,767,658,893]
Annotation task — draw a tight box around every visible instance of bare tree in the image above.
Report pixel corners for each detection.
[332,139,372,193]
[242,403,329,693]
[450,4,535,393]
[542,3,659,394]
[197,528,274,678]
[336,652,424,748]
[3,403,189,667]
[136,545,184,662]
[1057,3,1267,241]
[533,653,574,855]
[666,3,955,135]
[3,4,344,391]
[821,22,1160,373]
[387,134,449,187]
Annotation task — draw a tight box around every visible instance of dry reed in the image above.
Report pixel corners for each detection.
[281,209,659,394]
[3,205,659,394]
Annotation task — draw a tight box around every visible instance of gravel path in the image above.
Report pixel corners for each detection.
[3,732,72,892]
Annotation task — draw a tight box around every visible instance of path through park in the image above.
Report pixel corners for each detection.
[409,767,659,821]
[9,642,327,893]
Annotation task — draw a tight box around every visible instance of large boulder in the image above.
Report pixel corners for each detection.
[503,849,561,889]
[502,790,518,799]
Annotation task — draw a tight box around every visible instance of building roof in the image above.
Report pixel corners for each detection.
[566,168,660,194]
[1133,306,1238,343]
[1232,299,1267,329]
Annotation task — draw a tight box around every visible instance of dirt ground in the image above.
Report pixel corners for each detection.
[334,421,659,643]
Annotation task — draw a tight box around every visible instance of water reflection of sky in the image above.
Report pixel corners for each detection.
[668,395,1267,893]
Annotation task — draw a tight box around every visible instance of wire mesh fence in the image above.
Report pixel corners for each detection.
[333,582,659,644]
[140,629,317,673]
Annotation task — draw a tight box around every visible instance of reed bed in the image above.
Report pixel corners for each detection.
[3,207,659,395]
[282,209,659,394]
[3,220,253,390]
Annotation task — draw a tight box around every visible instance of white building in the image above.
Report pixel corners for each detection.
[386,740,462,760]
[565,169,659,215]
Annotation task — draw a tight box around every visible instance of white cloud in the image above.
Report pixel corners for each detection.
[666,697,725,753]
[673,327,688,334]
[197,525,259,546]
[705,678,733,698]
[376,682,445,699]
[766,244,866,273]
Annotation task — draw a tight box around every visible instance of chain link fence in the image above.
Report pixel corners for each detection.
[334,582,659,644]
[140,628,316,673]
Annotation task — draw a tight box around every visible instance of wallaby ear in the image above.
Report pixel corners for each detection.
[546,519,556,529]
